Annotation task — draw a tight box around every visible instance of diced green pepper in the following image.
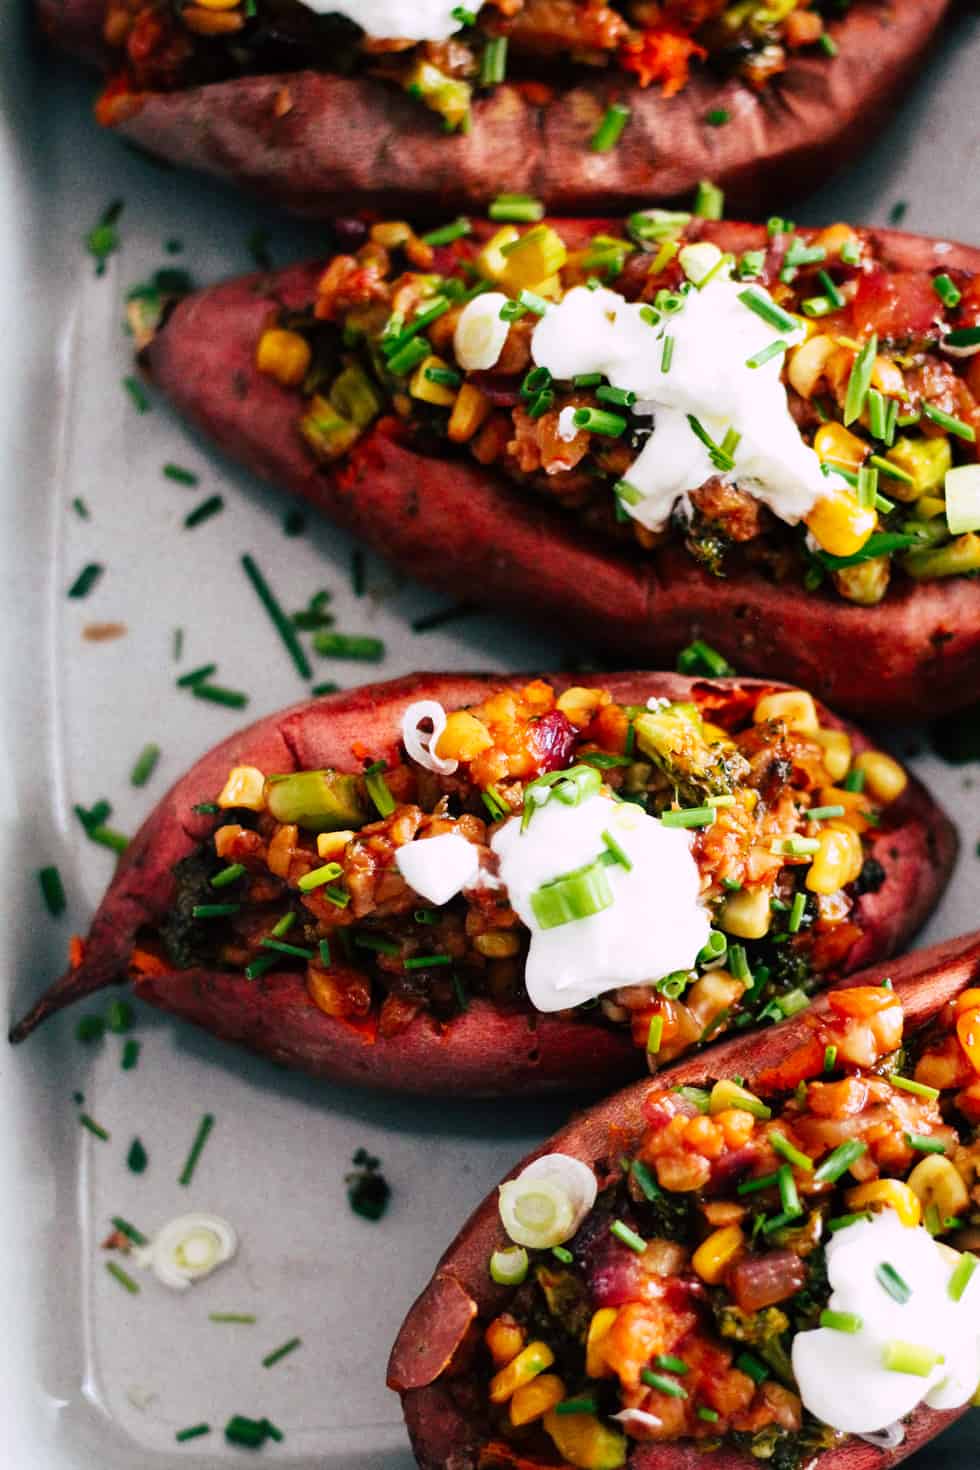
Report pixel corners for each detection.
[885,436,952,500]
[265,771,369,832]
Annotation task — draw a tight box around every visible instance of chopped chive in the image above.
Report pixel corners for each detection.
[948,1252,977,1302]
[111,1216,148,1247]
[271,912,296,939]
[178,1113,215,1188]
[655,1354,689,1375]
[737,1170,782,1197]
[844,334,878,426]
[365,760,395,817]
[945,325,980,348]
[80,1113,109,1141]
[175,1424,211,1443]
[820,1309,862,1333]
[296,862,343,893]
[106,1261,140,1294]
[552,1245,573,1264]
[72,496,90,519]
[421,217,471,247]
[876,1262,912,1304]
[769,1132,813,1171]
[572,406,627,437]
[262,1336,302,1369]
[312,631,385,661]
[746,339,788,370]
[629,1161,661,1203]
[123,375,150,413]
[660,805,715,829]
[869,453,913,485]
[177,662,216,688]
[127,1138,148,1173]
[697,1407,720,1423]
[130,743,161,787]
[660,334,675,373]
[191,683,249,710]
[68,563,104,599]
[693,180,724,220]
[813,1138,867,1184]
[777,1165,801,1218]
[787,891,806,934]
[324,885,350,908]
[705,108,729,126]
[210,1313,257,1324]
[106,1000,133,1033]
[225,1416,269,1449]
[590,102,630,153]
[601,828,632,870]
[404,953,453,971]
[318,938,331,967]
[192,801,220,814]
[282,507,306,537]
[211,863,245,889]
[244,954,280,980]
[891,1075,939,1100]
[843,767,865,793]
[610,1220,647,1254]
[480,34,507,85]
[828,1211,871,1233]
[823,1043,838,1072]
[311,681,340,696]
[556,1394,599,1415]
[728,944,750,981]
[735,1352,768,1384]
[488,193,545,223]
[77,1015,105,1043]
[85,198,123,274]
[259,939,314,960]
[163,462,199,486]
[646,1014,664,1054]
[640,1369,688,1398]
[262,1420,284,1444]
[738,288,799,334]
[184,494,224,530]
[808,804,846,820]
[353,934,400,956]
[818,31,838,55]
[241,554,312,681]
[882,1340,943,1377]
[906,1133,947,1154]
[38,865,67,917]
[676,639,735,677]
[121,1038,141,1070]
[922,401,976,442]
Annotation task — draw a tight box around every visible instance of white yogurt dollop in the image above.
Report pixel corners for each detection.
[395,831,481,906]
[295,1,464,42]
[491,791,709,1012]
[530,267,847,533]
[792,1211,980,1434]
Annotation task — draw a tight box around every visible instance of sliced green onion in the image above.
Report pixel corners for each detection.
[130,742,161,787]
[572,406,627,437]
[178,1113,215,1188]
[660,805,715,829]
[907,1133,947,1154]
[738,288,799,334]
[184,494,224,529]
[646,1014,664,1054]
[192,902,240,918]
[404,953,453,971]
[945,325,980,348]
[192,682,249,709]
[693,180,724,220]
[769,1132,813,1171]
[177,662,216,688]
[364,760,395,817]
[705,108,729,126]
[556,1394,599,1415]
[80,1113,110,1141]
[922,401,976,442]
[891,1075,939,1100]
[773,836,820,857]
[318,938,331,967]
[211,863,245,889]
[675,1085,710,1112]
[777,1165,801,1218]
[262,1337,302,1369]
[735,1352,768,1385]
[210,1313,257,1324]
[813,1138,867,1184]
[640,1369,687,1398]
[676,639,735,677]
[787,892,807,934]
[601,828,632,870]
[260,939,314,961]
[819,1309,863,1334]
[481,35,507,85]
[312,631,385,661]
[746,339,788,370]
[697,1406,720,1423]
[843,334,877,426]
[38,865,66,917]
[175,1424,211,1443]
[698,929,727,964]
[488,194,545,223]
[421,217,471,247]
[111,1216,148,1246]
[948,1252,978,1302]
[127,1138,148,1173]
[552,1245,573,1264]
[353,934,400,956]
[737,1170,782,1197]
[123,375,150,413]
[490,1246,529,1285]
[241,553,312,680]
[297,862,344,893]
[876,1262,912,1304]
[106,1261,140,1294]
[828,1211,871,1233]
[531,858,614,930]
[610,1220,647,1254]
[590,102,631,153]
[225,1417,270,1449]
[823,1044,838,1072]
[244,954,280,980]
[121,1038,141,1070]
[164,461,199,486]
[881,1340,943,1377]
[68,563,104,599]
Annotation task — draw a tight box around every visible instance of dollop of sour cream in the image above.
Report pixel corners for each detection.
[531,255,847,532]
[792,1211,980,1434]
[491,790,709,1012]
[140,1213,238,1292]
[295,1,464,42]
[395,831,480,906]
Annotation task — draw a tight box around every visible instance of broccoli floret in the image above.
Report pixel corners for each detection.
[636,1187,696,1244]
[734,1422,839,1470]
[715,1304,795,1385]
[788,1248,830,1332]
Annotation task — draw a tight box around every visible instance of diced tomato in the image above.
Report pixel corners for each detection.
[849,268,941,343]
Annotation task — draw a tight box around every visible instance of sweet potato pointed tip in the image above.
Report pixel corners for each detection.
[9,953,127,1043]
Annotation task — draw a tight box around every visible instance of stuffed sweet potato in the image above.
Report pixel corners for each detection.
[388,930,980,1470]
[10,672,954,1096]
[37,1,951,215]
[143,214,980,720]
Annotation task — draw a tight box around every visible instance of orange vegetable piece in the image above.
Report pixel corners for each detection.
[827,986,901,1018]
[956,1007,980,1073]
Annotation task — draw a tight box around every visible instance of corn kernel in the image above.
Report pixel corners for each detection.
[833,554,890,607]
[846,1179,921,1229]
[497,226,568,293]
[720,887,772,941]
[556,686,606,727]
[217,765,267,812]
[787,334,836,399]
[266,823,298,879]
[955,988,980,1017]
[816,223,860,258]
[370,220,413,249]
[317,829,355,861]
[806,824,863,895]
[193,0,240,8]
[473,930,521,959]
[489,1341,555,1403]
[306,970,348,1018]
[853,750,907,804]
[477,226,521,282]
[447,382,492,444]
[753,689,819,734]
[816,785,870,834]
[692,1224,744,1284]
[181,5,243,32]
[543,1409,627,1469]
[585,1308,618,1380]
[485,1315,525,1368]
[434,710,494,762]
[813,421,868,472]
[917,494,947,520]
[810,727,852,782]
[907,1155,969,1219]
[409,353,457,408]
[255,328,311,388]
[805,490,877,558]
[510,1373,566,1426]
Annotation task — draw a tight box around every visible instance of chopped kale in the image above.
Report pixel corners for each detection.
[734,1422,839,1470]
[714,1303,795,1386]
[159,851,225,969]
[787,1247,830,1332]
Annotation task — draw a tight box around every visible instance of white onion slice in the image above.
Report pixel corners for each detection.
[454,293,511,371]
[498,1153,598,1248]
[143,1213,238,1292]
[857,1422,906,1450]
[612,1409,664,1434]
[519,1154,598,1223]
[401,700,458,775]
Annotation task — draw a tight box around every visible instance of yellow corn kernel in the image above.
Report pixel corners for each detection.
[787,334,836,399]
[193,0,240,8]
[497,226,568,293]
[813,421,868,473]
[485,1315,526,1368]
[907,1155,970,1220]
[846,1179,921,1229]
[810,727,853,783]
[434,710,493,762]
[474,930,521,959]
[686,969,747,1031]
[217,765,267,812]
[853,750,908,804]
[720,887,772,941]
[585,1308,618,1380]
[317,829,354,861]
[299,396,361,462]
[955,988,980,1017]
[534,273,564,301]
[181,3,243,30]
[409,354,457,408]
[556,686,606,727]
[702,721,733,746]
[833,553,890,607]
[370,220,413,249]
[543,1409,627,1470]
[805,490,876,558]
[266,823,298,880]
[816,223,861,258]
[489,1341,555,1403]
[477,226,520,282]
[805,824,863,895]
[753,689,819,734]
[255,328,311,388]
[692,1225,744,1285]
[510,1373,566,1427]
[816,785,870,835]
[871,355,905,398]
[917,494,947,520]
[447,382,492,444]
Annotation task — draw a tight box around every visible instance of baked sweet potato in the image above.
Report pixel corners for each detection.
[9,672,955,1096]
[388,930,980,1470]
[37,1,952,216]
[143,215,980,720]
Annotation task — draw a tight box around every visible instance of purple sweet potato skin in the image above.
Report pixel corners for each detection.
[143,220,980,722]
[8,673,956,1095]
[388,931,980,1469]
[38,0,951,216]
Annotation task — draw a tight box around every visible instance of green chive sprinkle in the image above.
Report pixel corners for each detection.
[68,563,104,599]
[660,805,715,829]
[705,108,729,126]
[813,1138,867,1184]
[820,1309,862,1333]
[590,102,630,153]
[737,1170,782,1197]
[697,1406,720,1422]
[610,1220,647,1254]
[177,662,216,688]
[556,1394,598,1415]
[262,1336,302,1369]
[312,631,385,661]
[106,1000,132,1033]
[130,743,161,787]
[184,495,224,530]
[693,180,724,220]
[38,865,67,917]
[85,199,123,274]
[210,1313,257,1324]
[906,1133,947,1154]
[225,1416,269,1449]
[127,1137,148,1173]
[876,1261,912,1304]
[828,1211,871,1233]
[948,1252,977,1302]
[404,954,453,971]
[123,375,150,413]
[630,1159,661,1201]
[191,683,249,710]
[244,954,280,981]
[823,1044,837,1072]
[365,760,396,817]
[735,1352,768,1385]
[746,339,788,370]
[572,406,627,437]
[80,1113,109,1141]
[552,1245,573,1264]
[241,554,312,681]
[163,462,199,486]
[192,801,220,815]
[175,1424,211,1443]
[178,1113,215,1188]
[421,217,471,247]
[72,496,90,519]
[105,1261,140,1294]
[121,1038,141,1071]
[786,891,806,934]
[654,1355,689,1375]
[676,639,735,677]
[844,334,877,426]
[922,402,976,442]
[738,288,799,334]
[211,863,245,889]
[311,681,340,697]
[318,938,331,967]
[480,34,507,85]
[646,1014,664,1054]
[297,863,343,893]
[640,1369,687,1398]
[260,939,313,961]
[892,1075,939,1101]
[488,194,545,224]
[111,1216,148,1246]
[769,1132,813,1171]
[945,326,980,348]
